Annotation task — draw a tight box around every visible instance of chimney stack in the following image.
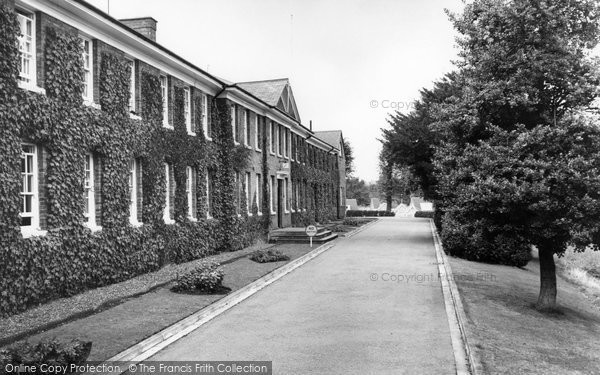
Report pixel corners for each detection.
[309,120,312,131]
[120,17,158,42]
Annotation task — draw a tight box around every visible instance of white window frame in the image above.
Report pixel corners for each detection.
[290,180,295,213]
[164,163,174,224]
[269,121,275,155]
[284,178,289,213]
[255,115,261,151]
[277,125,282,157]
[184,87,194,135]
[270,176,276,214]
[290,133,294,162]
[256,173,262,215]
[16,10,39,92]
[84,153,100,230]
[201,93,210,140]
[186,166,196,220]
[80,36,94,104]
[206,172,212,219]
[20,143,43,237]
[284,129,289,159]
[232,105,239,144]
[243,109,250,147]
[128,59,136,114]
[129,159,141,226]
[160,75,171,129]
[245,172,251,215]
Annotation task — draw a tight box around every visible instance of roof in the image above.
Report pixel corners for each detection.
[237,78,301,122]
[314,130,343,149]
[237,79,289,106]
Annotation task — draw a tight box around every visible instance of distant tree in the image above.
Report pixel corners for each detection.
[346,177,370,206]
[342,136,355,176]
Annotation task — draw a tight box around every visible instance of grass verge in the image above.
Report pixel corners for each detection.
[448,252,600,374]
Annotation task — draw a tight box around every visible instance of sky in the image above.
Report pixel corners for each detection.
[86,0,464,182]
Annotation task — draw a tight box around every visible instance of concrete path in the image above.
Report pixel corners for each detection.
[149,218,456,374]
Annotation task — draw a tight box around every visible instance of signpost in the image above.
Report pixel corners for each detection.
[305,225,318,248]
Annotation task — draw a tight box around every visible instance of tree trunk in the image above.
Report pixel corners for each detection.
[536,247,557,310]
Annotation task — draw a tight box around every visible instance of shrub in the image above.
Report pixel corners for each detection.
[346,210,395,217]
[249,249,290,263]
[172,260,224,293]
[414,211,435,218]
[342,218,360,226]
[440,213,532,267]
[0,339,92,373]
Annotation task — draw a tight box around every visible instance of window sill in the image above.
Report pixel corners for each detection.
[206,136,213,142]
[245,145,252,150]
[83,99,100,109]
[284,210,290,214]
[21,227,47,238]
[188,131,197,137]
[129,113,142,120]
[18,82,46,95]
[130,220,143,227]
[188,217,198,222]
[270,151,276,156]
[164,218,175,225]
[234,141,240,146]
[255,146,262,152]
[270,211,276,215]
[207,215,214,220]
[163,124,174,130]
[85,223,102,232]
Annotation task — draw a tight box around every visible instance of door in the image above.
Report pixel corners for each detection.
[277,179,283,228]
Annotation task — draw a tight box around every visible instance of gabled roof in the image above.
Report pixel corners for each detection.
[237,78,301,122]
[314,130,342,149]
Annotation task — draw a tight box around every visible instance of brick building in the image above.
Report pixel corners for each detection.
[3,0,346,239]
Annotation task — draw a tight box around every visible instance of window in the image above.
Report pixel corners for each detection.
[84,153,97,228]
[269,121,275,154]
[20,144,39,232]
[270,176,275,214]
[243,110,250,146]
[284,128,289,158]
[277,125,283,156]
[290,134,295,161]
[255,173,261,214]
[128,60,135,113]
[284,178,289,212]
[231,105,238,144]
[186,166,196,220]
[234,172,240,215]
[206,172,213,219]
[160,75,170,128]
[129,159,141,225]
[17,10,35,87]
[296,182,300,211]
[201,93,210,139]
[164,163,174,224]
[255,115,262,151]
[245,172,251,215]
[184,87,193,135]
[81,37,93,102]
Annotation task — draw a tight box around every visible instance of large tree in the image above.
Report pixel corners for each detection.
[346,177,370,206]
[436,0,600,310]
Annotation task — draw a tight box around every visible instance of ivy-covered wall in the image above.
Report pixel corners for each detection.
[0,6,261,317]
[0,3,342,318]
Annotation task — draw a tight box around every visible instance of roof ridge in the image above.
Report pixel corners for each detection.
[237,78,290,84]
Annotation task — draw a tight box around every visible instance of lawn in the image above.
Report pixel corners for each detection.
[2,243,317,361]
[448,252,600,374]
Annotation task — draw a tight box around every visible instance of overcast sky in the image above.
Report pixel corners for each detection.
[87,0,464,182]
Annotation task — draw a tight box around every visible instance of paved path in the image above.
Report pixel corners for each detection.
[150,218,456,374]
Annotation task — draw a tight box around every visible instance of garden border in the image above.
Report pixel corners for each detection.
[99,240,337,374]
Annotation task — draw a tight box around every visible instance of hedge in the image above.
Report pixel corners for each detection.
[414,211,435,218]
[346,210,395,217]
